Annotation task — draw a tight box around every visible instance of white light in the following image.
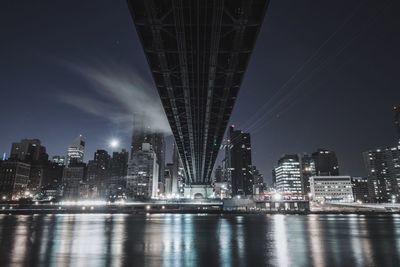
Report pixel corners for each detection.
[273,193,283,201]
[109,139,119,148]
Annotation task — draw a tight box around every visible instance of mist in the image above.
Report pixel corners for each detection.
[59,62,171,135]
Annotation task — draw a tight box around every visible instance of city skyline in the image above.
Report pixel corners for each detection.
[1,0,400,183]
[1,1,400,266]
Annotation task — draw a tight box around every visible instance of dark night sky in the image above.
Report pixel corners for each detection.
[1,0,399,184]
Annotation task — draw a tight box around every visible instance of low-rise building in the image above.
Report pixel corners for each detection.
[310,175,354,203]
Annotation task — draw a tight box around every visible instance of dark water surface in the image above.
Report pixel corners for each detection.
[0,214,399,267]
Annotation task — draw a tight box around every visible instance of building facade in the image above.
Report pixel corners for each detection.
[62,162,87,200]
[363,145,400,202]
[0,161,31,199]
[52,156,65,166]
[310,175,354,203]
[274,154,302,194]
[351,177,370,203]
[228,126,253,196]
[300,154,316,194]
[126,143,158,200]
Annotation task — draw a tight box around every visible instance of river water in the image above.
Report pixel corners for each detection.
[0,213,399,267]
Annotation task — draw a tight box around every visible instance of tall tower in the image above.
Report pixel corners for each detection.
[228,125,253,196]
[130,114,165,183]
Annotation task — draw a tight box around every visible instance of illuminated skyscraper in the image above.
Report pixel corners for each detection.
[66,135,85,166]
[126,143,159,200]
[130,114,165,187]
[274,154,302,194]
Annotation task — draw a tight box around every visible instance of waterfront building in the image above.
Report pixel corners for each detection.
[105,149,129,200]
[0,161,31,199]
[227,125,253,196]
[310,175,354,203]
[300,153,316,194]
[351,177,370,203]
[66,135,85,166]
[131,114,165,188]
[213,182,230,199]
[251,166,264,195]
[274,154,302,194]
[126,143,158,200]
[62,162,87,200]
[363,145,400,202]
[312,148,339,176]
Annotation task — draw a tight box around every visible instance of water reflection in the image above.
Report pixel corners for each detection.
[0,214,400,266]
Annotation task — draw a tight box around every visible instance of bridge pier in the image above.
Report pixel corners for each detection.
[183,184,214,199]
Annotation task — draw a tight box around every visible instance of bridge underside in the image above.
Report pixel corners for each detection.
[127,0,269,184]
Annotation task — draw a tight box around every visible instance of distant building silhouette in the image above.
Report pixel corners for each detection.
[62,162,87,200]
[227,125,253,196]
[300,154,316,194]
[395,106,400,142]
[214,165,223,183]
[87,149,111,198]
[0,161,30,199]
[312,148,339,176]
[10,138,48,163]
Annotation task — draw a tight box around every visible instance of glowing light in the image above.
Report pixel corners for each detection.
[273,193,283,201]
[109,139,120,148]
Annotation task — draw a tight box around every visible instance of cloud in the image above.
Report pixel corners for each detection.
[58,62,171,135]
